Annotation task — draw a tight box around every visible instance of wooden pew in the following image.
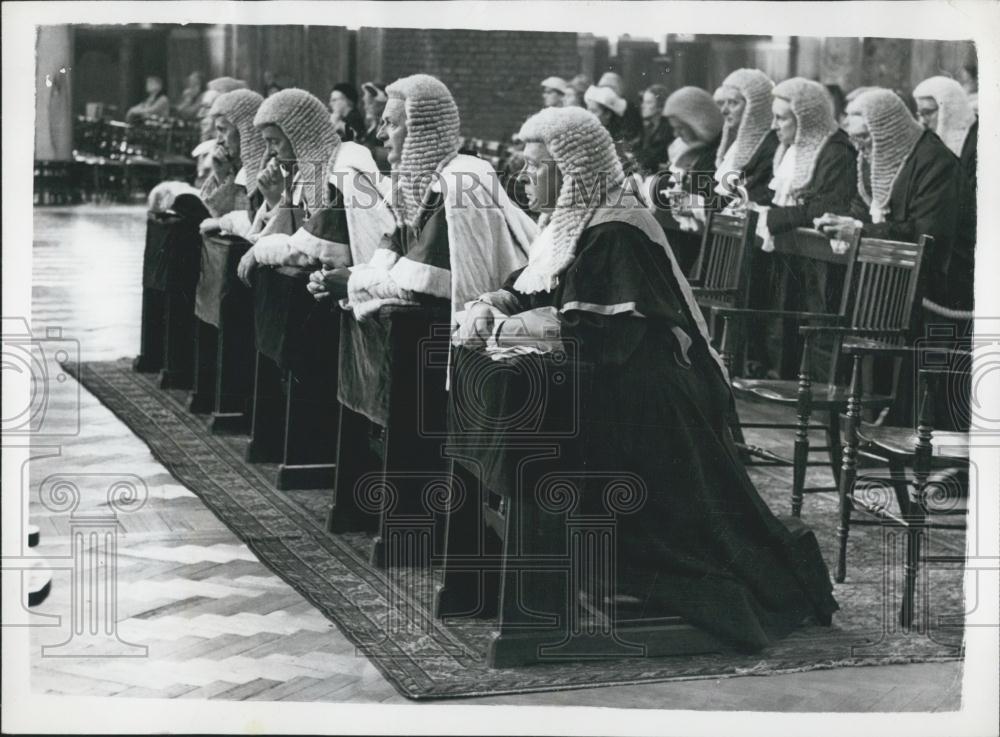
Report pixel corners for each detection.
[325,304,452,568]
[245,265,341,490]
[189,232,256,433]
[434,345,726,668]
[133,201,207,389]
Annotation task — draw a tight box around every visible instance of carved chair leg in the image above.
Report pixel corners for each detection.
[836,353,863,583]
[791,334,813,517]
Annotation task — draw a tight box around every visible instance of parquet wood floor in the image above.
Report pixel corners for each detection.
[21,204,962,709]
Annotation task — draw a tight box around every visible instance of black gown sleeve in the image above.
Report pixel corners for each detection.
[767,132,858,235]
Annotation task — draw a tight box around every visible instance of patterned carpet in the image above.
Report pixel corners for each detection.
[65,357,965,700]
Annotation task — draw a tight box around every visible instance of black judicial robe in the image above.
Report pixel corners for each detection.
[848,130,962,310]
[767,130,858,376]
[741,129,781,207]
[497,220,839,652]
[651,137,722,276]
[766,129,857,235]
[952,120,977,312]
[633,118,674,178]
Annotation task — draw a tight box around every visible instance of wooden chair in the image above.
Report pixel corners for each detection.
[713,233,930,517]
[837,343,969,627]
[685,209,757,341]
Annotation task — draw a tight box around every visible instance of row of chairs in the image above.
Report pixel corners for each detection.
[34,116,200,205]
[688,210,971,627]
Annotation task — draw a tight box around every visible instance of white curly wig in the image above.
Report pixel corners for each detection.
[512,106,624,294]
[385,74,462,229]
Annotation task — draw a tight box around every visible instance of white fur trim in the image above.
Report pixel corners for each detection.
[287,228,351,267]
[390,257,451,299]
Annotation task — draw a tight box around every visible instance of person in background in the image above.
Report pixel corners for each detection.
[361,81,390,173]
[126,75,170,122]
[912,76,977,159]
[911,76,977,315]
[329,82,366,142]
[174,71,206,120]
[197,77,249,141]
[457,106,838,652]
[634,84,673,178]
[958,62,978,114]
[712,85,727,113]
[598,70,643,142]
[585,84,638,174]
[540,76,568,108]
[564,73,592,108]
[824,83,847,129]
[657,86,725,273]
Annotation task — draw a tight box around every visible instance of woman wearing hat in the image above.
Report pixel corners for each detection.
[457,107,838,652]
[655,86,725,273]
[540,76,568,108]
[585,84,639,175]
[633,84,673,179]
[329,82,366,143]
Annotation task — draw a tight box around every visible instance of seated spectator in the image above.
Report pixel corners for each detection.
[174,71,206,120]
[958,62,978,114]
[197,77,249,141]
[329,82,366,143]
[912,76,977,158]
[564,73,591,108]
[598,71,642,141]
[712,85,726,113]
[126,75,170,122]
[825,83,847,129]
[634,84,673,178]
[361,81,390,173]
[540,76,568,108]
[657,86,724,270]
[585,84,637,173]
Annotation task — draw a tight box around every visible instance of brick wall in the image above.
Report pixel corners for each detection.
[358,28,580,141]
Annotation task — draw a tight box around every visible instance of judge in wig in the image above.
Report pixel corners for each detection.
[458,107,838,651]
[198,89,268,239]
[818,88,967,311]
[236,88,393,282]
[913,75,977,310]
[338,73,535,323]
[755,77,857,376]
[714,68,779,207]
